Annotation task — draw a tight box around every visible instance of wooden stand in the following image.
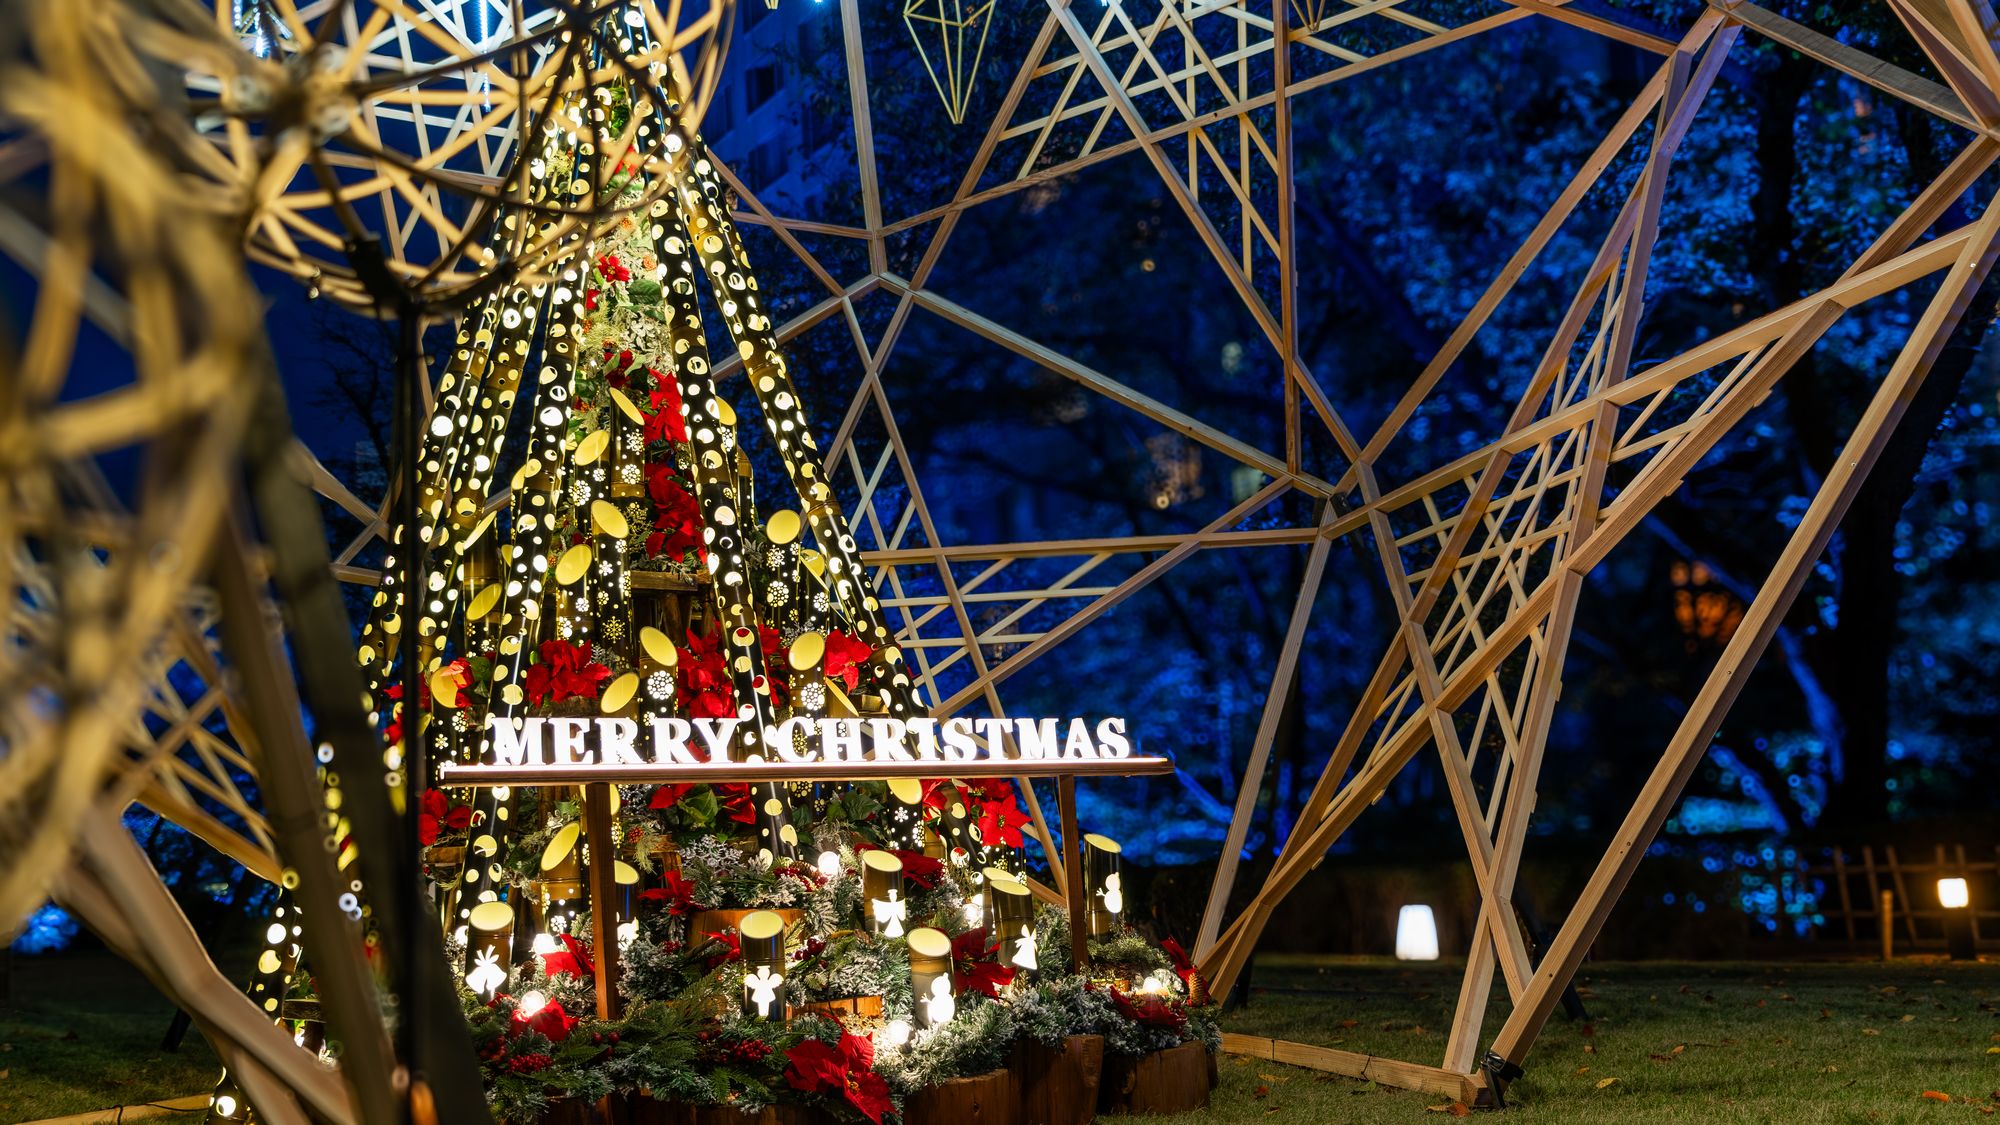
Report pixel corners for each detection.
[1058,775,1088,971]
[1011,1035,1105,1125]
[1096,1041,1215,1117]
[902,1068,1019,1125]
[585,783,624,1021]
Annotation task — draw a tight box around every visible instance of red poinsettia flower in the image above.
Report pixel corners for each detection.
[820,631,873,691]
[920,779,961,814]
[522,639,611,707]
[639,870,701,916]
[645,382,687,445]
[648,783,694,811]
[689,689,736,719]
[380,678,433,746]
[646,466,703,559]
[950,927,1015,998]
[510,997,578,1043]
[970,780,1029,849]
[712,783,759,825]
[541,933,595,980]
[697,929,742,971]
[1110,987,1188,1033]
[785,1031,892,1125]
[417,788,473,846]
[1159,937,1206,998]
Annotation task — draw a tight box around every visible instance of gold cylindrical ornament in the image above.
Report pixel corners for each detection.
[1083,833,1124,938]
[988,873,1038,976]
[739,910,788,1021]
[464,899,515,1000]
[907,927,956,1030]
[861,849,907,937]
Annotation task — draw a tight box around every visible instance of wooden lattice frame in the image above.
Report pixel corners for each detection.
[10,0,2000,1113]
[273,0,2000,1100]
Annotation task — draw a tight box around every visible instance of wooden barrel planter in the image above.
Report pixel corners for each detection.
[628,1095,834,1125]
[788,993,884,1020]
[688,908,802,942]
[1010,1034,1104,1125]
[902,1068,1018,1125]
[524,1093,629,1125]
[1096,1041,1215,1116]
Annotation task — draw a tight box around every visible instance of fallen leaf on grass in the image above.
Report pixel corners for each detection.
[1672,1044,1686,1055]
[1924,1091,1953,1103]
[1820,1009,1833,1020]
[1595,1077,1620,1090]
[1584,1044,1597,1054]
[1424,1102,1471,1116]
[1903,1015,1918,1023]
[1821,1065,1838,1073]
[1863,1028,1881,1036]
[1252,1085,1270,1099]
[1337,1019,1359,1029]
[1580,1024,1597,1038]
[1575,1066,1590,1075]
[1258,1074,1281,1083]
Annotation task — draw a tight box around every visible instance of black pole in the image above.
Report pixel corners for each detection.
[393,301,426,1125]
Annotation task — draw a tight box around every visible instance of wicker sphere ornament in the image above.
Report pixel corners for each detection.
[0,0,265,940]
[86,0,738,311]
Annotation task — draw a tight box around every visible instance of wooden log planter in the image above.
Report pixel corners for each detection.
[1010,1035,1104,1125]
[902,1068,1019,1125]
[1096,1041,1216,1116]
[628,1097,836,1125]
[688,908,803,941]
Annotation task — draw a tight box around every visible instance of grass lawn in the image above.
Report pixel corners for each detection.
[3,952,1998,1123]
[1181,956,2000,1123]
[0,948,221,1123]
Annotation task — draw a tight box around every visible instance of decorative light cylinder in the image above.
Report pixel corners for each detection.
[464,899,515,1000]
[935,784,977,866]
[1395,904,1439,961]
[988,873,1038,976]
[1082,833,1124,938]
[862,849,907,937]
[1939,877,1975,961]
[885,777,926,850]
[739,910,789,1021]
[907,927,956,1030]
[977,864,1012,931]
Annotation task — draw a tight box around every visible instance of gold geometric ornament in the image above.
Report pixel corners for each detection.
[903,0,996,124]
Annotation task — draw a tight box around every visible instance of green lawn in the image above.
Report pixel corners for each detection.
[0,949,220,1123]
[1179,957,2000,1123]
[4,952,1998,1123]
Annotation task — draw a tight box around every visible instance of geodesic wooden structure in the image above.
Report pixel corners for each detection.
[4,0,2000,1115]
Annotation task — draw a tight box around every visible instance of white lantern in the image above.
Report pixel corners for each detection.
[1395,904,1439,961]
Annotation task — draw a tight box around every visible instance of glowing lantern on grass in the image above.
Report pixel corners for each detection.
[1396,904,1439,961]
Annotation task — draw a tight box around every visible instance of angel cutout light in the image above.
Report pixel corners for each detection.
[465,948,507,999]
[872,889,908,938]
[923,976,957,1027]
[616,918,639,950]
[1009,925,1038,972]
[746,966,785,1019]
